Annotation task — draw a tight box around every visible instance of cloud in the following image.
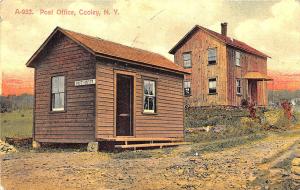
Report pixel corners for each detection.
[234,0,300,73]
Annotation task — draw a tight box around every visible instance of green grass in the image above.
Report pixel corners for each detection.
[0,109,33,139]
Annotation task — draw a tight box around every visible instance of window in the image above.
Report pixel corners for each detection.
[51,76,65,111]
[183,81,191,96]
[236,79,241,95]
[183,52,192,68]
[208,78,217,94]
[143,80,156,113]
[235,51,241,66]
[208,48,217,64]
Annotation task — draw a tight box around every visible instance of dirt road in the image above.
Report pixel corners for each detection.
[1,132,300,190]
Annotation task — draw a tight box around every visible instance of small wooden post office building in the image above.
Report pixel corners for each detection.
[26,27,189,148]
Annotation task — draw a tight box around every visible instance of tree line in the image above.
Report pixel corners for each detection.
[0,94,33,113]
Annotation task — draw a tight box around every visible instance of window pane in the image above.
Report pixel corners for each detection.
[184,60,191,67]
[59,93,64,108]
[236,79,241,94]
[208,48,217,62]
[184,88,191,96]
[144,81,149,95]
[149,81,155,95]
[55,93,60,108]
[148,97,154,111]
[208,48,216,56]
[209,80,216,88]
[143,79,156,112]
[183,53,191,61]
[209,88,217,93]
[58,76,65,92]
[183,53,192,68]
[144,96,149,110]
[184,81,190,88]
[52,77,59,93]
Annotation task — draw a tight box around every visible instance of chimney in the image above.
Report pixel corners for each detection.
[221,22,227,36]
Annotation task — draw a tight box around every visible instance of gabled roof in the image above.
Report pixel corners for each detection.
[26,27,189,75]
[169,25,270,58]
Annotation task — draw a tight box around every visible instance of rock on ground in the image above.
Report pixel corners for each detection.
[0,140,17,154]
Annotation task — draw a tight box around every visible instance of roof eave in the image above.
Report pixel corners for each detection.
[169,25,200,54]
[26,26,61,68]
[94,53,190,75]
[227,44,271,59]
[26,26,96,68]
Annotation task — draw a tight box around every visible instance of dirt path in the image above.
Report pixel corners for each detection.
[1,132,300,190]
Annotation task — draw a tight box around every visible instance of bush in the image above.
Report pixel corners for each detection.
[263,109,291,129]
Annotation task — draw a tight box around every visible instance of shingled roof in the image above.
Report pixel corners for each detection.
[169,25,270,58]
[26,27,189,74]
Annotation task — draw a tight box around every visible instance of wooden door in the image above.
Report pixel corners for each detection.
[248,80,257,104]
[116,74,133,136]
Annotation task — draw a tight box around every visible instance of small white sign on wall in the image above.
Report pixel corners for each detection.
[75,79,96,86]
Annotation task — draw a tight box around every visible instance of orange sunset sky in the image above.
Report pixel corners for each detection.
[1,0,300,96]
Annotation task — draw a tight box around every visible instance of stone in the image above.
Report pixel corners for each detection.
[0,140,17,154]
[32,140,41,149]
[291,166,300,176]
[290,173,300,181]
[292,158,300,166]
[87,142,98,152]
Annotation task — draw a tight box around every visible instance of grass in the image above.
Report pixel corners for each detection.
[188,133,267,156]
[0,109,33,139]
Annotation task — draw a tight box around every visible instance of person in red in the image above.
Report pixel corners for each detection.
[248,99,256,119]
[281,100,292,120]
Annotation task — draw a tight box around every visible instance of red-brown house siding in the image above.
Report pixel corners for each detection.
[227,47,268,106]
[33,33,96,143]
[173,29,228,106]
[95,59,184,139]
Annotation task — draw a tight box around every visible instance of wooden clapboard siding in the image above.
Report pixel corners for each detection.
[95,60,184,139]
[227,47,268,106]
[173,29,228,106]
[34,33,96,143]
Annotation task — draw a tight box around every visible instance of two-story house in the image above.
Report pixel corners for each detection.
[169,23,272,107]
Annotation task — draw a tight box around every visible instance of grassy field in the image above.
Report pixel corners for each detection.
[0,109,33,139]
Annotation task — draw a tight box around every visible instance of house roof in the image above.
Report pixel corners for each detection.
[26,27,189,75]
[169,25,270,58]
[243,72,273,81]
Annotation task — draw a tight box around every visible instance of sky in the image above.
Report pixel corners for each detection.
[1,0,300,95]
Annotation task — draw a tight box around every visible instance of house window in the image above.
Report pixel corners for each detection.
[236,79,241,95]
[235,51,241,66]
[183,81,191,96]
[143,80,156,113]
[208,48,217,64]
[183,52,192,68]
[208,78,217,94]
[51,76,65,111]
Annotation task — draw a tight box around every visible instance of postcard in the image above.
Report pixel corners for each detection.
[1,0,300,189]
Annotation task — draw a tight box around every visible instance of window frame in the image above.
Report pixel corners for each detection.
[183,80,191,97]
[208,47,217,65]
[142,78,157,114]
[182,52,192,68]
[236,79,242,95]
[208,77,217,94]
[235,51,241,66]
[50,75,66,112]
